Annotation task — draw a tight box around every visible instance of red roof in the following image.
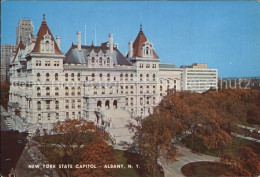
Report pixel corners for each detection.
[132,27,159,58]
[12,41,25,62]
[32,15,62,54]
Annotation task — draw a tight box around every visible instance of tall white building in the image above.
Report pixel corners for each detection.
[8,15,217,143]
[1,45,17,81]
[16,18,34,46]
[181,63,218,93]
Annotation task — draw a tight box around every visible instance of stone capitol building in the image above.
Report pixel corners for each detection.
[8,15,218,143]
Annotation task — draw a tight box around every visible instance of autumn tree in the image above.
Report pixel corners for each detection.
[128,112,180,177]
[0,81,10,110]
[73,139,116,177]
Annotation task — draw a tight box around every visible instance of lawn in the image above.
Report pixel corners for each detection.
[182,135,260,157]
[181,161,232,177]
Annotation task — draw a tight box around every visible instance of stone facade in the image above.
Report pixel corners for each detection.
[8,15,217,136]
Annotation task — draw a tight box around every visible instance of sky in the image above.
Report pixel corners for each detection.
[1,1,260,78]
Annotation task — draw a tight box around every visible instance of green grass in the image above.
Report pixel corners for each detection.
[182,135,260,157]
[114,150,139,177]
[181,161,232,177]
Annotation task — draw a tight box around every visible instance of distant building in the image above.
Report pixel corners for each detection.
[1,44,17,81]
[181,63,218,93]
[16,18,34,46]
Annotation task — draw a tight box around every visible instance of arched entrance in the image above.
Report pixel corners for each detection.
[105,100,110,109]
[97,100,102,108]
[113,100,117,109]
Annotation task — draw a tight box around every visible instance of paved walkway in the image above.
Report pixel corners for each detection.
[162,146,219,177]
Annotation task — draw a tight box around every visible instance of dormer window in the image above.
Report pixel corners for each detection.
[142,41,153,57]
[40,31,54,53]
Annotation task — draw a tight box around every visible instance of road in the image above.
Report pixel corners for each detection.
[162,146,219,177]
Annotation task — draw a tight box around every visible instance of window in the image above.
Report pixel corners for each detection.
[121,86,123,94]
[46,87,50,96]
[107,74,110,81]
[160,85,163,92]
[94,86,97,95]
[147,97,150,104]
[65,73,68,81]
[92,73,95,81]
[92,57,95,66]
[125,98,128,106]
[65,100,69,109]
[146,86,149,93]
[45,61,50,66]
[55,73,58,81]
[153,74,156,81]
[130,98,134,106]
[130,86,134,94]
[55,101,59,110]
[146,64,150,68]
[120,73,123,81]
[37,114,41,122]
[99,57,102,66]
[37,73,40,81]
[77,87,81,95]
[153,86,156,93]
[102,86,105,94]
[55,87,59,96]
[72,100,75,109]
[139,63,143,68]
[37,87,41,97]
[54,61,59,66]
[86,76,88,81]
[109,86,113,94]
[37,101,41,111]
[56,113,59,120]
[153,97,156,104]
[125,86,128,94]
[77,112,81,119]
[130,74,133,81]
[72,112,75,119]
[71,73,74,81]
[46,100,50,110]
[140,74,143,81]
[78,99,81,109]
[47,113,51,120]
[66,112,69,119]
[71,87,75,96]
[140,97,143,106]
[36,60,41,66]
[140,86,143,94]
[107,58,110,66]
[146,74,149,81]
[46,73,50,81]
[100,73,102,81]
[65,87,69,96]
[77,73,80,81]
[125,74,128,81]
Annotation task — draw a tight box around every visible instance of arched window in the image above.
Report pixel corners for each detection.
[153,85,156,93]
[146,74,149,81]
[77,87,81,95]
[37,101,41,111]
[146,85,149,93]
[71,73,74,81]
[77,73,80,81]
[109,86,113,94]
[97,100,102,108]
[65,100,69,109]
[140,97,143,106]
[99,57,102,66]
[130,98,134,106]
[125,86,128,94]
[113,100,117,109]
[65,87,69,96]
[105,100,110,109]
[130,86,134,94]
[92,73,95,81]
[140,86,143,94]
[65,73,68,81]
[92,57,95,66]
[46,87,50,96]
[100,73,102,81]
[107,73,110,81]
[125,74,128,81]
[120,73,123,81]
[140,74,143,81]
[153,74,156,81]
[125,98,128,106]
[107,58,110,66]
[71,87,75,96]
[37,87,41,97]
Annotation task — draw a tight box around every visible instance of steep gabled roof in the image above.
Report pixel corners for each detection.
[12,41,25,62]
[32,14,62,54]
[131,25,159,59]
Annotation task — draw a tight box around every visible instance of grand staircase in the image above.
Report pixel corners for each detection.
[96,108,136,144]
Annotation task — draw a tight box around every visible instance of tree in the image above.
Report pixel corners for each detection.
[73,139,115,177]
[128,113,179,177]
[0,81,10,110]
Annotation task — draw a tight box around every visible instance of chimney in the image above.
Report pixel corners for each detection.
[56,36,61,49]
[109,34,113,53]
[77,31,81,50]
[128,41,133,59]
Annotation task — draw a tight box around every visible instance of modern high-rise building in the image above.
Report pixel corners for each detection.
[16,18,34,46]
[1,44,17,81]
[181,63,218,93]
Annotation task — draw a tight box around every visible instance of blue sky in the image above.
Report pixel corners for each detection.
[1,1,260,77]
